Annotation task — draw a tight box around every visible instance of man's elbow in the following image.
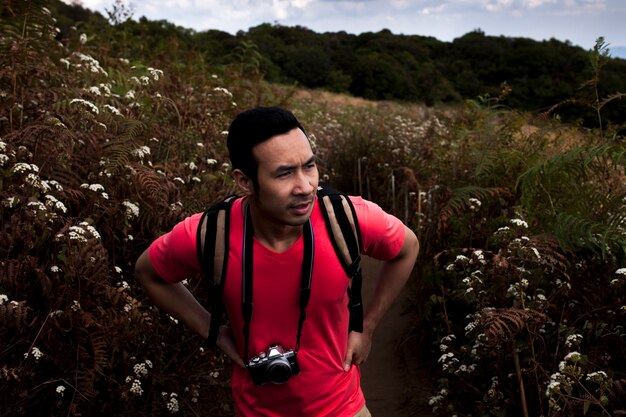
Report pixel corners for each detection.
[403,226,419,260]
[135,248,157,286]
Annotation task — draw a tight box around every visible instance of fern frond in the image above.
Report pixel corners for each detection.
[438,186,511,232]
[0,300,29,332]
[102,119,146,174]
[554,212,626,258]
[130,163,175,210]
[479,307,547,346]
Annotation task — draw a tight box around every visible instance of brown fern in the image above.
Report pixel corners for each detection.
[0,300,29,331]
[131,162,174,208]
[479,307,547,346]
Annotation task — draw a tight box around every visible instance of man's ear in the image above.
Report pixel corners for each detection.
[233,169,253,196]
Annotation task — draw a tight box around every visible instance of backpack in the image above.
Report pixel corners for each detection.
[196,185,363,346]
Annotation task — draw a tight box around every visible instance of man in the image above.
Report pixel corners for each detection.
[135,106,419,416]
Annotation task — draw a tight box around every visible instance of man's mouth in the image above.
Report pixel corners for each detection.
[290,199,313,215]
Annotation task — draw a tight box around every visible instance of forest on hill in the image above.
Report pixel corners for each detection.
[50,0,626,127]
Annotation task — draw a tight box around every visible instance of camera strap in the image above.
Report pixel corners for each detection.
[241,203,314,363]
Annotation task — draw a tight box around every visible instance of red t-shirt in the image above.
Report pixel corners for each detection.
[149,196,405,417]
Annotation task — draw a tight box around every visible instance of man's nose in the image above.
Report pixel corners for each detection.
[294,171,315,195]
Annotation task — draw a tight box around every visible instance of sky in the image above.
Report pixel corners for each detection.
[64,0,626,55]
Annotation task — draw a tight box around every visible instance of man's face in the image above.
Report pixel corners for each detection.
[249,128,319,227]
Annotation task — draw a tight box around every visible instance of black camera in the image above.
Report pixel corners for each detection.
[247,344,300,385]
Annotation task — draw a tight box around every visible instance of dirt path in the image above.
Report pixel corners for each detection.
[360,256,434,417]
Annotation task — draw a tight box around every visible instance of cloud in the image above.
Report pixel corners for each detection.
[62,0,625,49]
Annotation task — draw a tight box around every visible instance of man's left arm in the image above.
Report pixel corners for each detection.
[343,225,419,371]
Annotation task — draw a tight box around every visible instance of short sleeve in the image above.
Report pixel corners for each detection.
[148,213,203,283]
[351,196,405,261]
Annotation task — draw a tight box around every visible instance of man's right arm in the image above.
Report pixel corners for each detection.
[135,248,211,337]
[135,248,245,367]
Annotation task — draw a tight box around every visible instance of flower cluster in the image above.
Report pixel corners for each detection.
[56,221,101,243]
[125,360,153,397]
[80,183,109,199]
[122,201,140,219]
[163,392,180,413]
[67,52,108,77]
[24,346,44,361]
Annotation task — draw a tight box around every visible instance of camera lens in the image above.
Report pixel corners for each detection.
[266,358,291,384]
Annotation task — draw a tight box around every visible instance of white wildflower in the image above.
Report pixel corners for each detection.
[12,162,39,174]
[45,194,67,213]
[166,393,179,413]
[50,265,62,273]
[3,196,17,208]
[586,371,608,384]
[27,201,46,212]
[72,52,107,76]
[24,346,44,361]
[79,33,87,44]
[133,362,149,377]
[565,334,583,348]
[564,351,581,362]
[86,86,101,96]
[122,201,140,219]
[148,67,164,80]
[616,268,626,276]
[455,255,469,265]
[80,183,105,195]
[70,98,99,115]
[132,146,150,159]
[468,197,481,211]
[0,294,8,304]
[531,247,541,259]
[206,158,217,165]
[56,385,65,397]
[103,104,121,116]
[510,218,528,228]
[59,58,71,69]
[130,379,143,396]
[213,87,233,97]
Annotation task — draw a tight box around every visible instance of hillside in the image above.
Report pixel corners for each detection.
[47,0,626,127]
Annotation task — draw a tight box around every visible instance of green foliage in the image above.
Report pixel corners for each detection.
[518,144,626,259]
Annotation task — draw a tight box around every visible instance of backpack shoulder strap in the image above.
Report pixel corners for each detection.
[317,185,364,332]
[196,194,237,346]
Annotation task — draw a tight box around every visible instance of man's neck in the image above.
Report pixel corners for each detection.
[246,203,303,253]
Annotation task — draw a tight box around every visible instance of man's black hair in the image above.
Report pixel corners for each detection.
[227,106,306,186]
